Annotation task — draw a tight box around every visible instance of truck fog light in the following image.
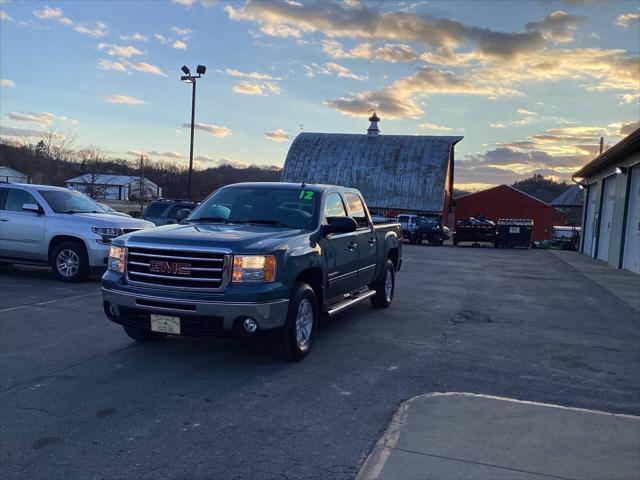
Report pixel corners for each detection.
[103,302,119,319]
[243,317,258,334]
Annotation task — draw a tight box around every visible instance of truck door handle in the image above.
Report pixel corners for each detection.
[0,218,8,222]
[348,241,358,250]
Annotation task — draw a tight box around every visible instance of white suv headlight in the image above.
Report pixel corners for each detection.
[92,226,123,244]
[108,245,126,273]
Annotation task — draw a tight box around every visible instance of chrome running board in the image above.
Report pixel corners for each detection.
[326,289,376,317]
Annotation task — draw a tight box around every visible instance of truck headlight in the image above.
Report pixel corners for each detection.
[232,255,276,283]
[92,226,123,244]
[108,245,126,273]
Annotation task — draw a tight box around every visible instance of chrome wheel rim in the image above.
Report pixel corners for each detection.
[56,249,79,277]
[384,268,394,302]
[295,298,314,350]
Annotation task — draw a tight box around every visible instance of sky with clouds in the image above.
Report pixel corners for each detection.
[0,0,638,190]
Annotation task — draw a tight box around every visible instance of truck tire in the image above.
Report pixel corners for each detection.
[271,282,318,362]
[371,259,395,309]
[123,325,166,343]
[50,241,90,282]
[453,235,458,246]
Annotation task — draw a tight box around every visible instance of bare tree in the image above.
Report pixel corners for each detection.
[31,126,78,184]
[41,126,77,162]
[76,146,110,200]
[128,152,155,215]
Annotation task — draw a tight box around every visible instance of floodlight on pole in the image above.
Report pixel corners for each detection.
[180,64,206,200]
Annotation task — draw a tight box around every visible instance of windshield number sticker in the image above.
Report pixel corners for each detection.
[299,190,314,200]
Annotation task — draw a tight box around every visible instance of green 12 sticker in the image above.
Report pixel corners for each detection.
[299,190,314,200]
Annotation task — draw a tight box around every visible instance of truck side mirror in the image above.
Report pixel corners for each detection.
[324,216,357,235]
[23,203,43,215]
[176,208,191,222]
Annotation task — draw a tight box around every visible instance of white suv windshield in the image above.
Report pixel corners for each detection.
[39,190,105,214]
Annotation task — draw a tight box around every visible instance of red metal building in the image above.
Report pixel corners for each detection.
[454,185,565,241]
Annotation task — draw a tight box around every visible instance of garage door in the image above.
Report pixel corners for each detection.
[597,175,616,262]
[582,183,598,257]
[623,165,640,274]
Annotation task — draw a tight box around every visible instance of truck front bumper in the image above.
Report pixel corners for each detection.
[102,287,289,336]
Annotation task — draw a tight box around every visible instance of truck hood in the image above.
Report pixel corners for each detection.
[53,212,154,229]
[120,222,305,253]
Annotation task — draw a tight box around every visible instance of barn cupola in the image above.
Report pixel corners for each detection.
[367,111,380,137]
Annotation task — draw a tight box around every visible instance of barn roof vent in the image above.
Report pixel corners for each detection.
[367,111,380,137]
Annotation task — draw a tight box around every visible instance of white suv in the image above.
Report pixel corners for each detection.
[0,183,154,282]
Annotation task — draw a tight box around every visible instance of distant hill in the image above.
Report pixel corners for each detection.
[452,188,471,198]
[0,142,281,200]
[511,174,571,203]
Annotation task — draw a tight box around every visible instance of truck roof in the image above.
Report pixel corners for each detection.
[226,182,360,193]
[0,183,69,191]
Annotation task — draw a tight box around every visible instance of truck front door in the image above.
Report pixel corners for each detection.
[322,192,359,300]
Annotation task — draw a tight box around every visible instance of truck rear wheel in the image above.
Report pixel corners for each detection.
[271,283,318,362]
[371,259,395,309]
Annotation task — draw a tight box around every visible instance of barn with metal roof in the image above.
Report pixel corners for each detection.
[281,114,462,219]
[550,184,583,225]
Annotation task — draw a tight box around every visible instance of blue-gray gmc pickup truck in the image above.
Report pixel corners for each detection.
[102,182,402,361]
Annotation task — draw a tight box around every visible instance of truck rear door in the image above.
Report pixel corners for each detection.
[343,192,377,287]
[322,192,360,299]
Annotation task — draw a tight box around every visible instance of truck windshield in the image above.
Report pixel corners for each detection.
[38,189,105,214]
[418,216,438,225]
[188,186,317,230]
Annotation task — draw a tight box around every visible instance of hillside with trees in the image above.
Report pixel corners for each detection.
[2,137,571,207]
[0,140,280,201]
[511,174,571,203]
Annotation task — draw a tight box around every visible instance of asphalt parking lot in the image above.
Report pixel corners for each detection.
[1,245,639,480]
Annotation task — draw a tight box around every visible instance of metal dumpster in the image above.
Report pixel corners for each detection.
[495,219,533,248]
[453,217,496,246]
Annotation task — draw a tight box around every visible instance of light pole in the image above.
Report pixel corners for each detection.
[181,64,206,200]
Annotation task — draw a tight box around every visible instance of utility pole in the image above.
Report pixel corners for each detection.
[188,80,196,201]
[139,152,145,216]
[180,65,207,201]
[599,137,604,155]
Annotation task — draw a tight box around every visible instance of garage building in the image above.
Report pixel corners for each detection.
[573,127,640,274]
[454,184,565,242]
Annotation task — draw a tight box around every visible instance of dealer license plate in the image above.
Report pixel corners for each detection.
[509,227,520,233]
[150,314,181,334]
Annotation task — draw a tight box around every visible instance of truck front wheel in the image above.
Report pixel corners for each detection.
[50,241,90,282]
[371,259,395,309]
[271,283,318,362]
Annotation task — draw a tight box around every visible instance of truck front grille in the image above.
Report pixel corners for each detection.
[126,246,230,291]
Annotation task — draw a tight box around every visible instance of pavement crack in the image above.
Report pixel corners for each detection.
[3,404,67,420]
[389,446,579,480]
[1,344,134,396]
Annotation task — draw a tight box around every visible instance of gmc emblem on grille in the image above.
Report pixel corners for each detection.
[149,260,191,275]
